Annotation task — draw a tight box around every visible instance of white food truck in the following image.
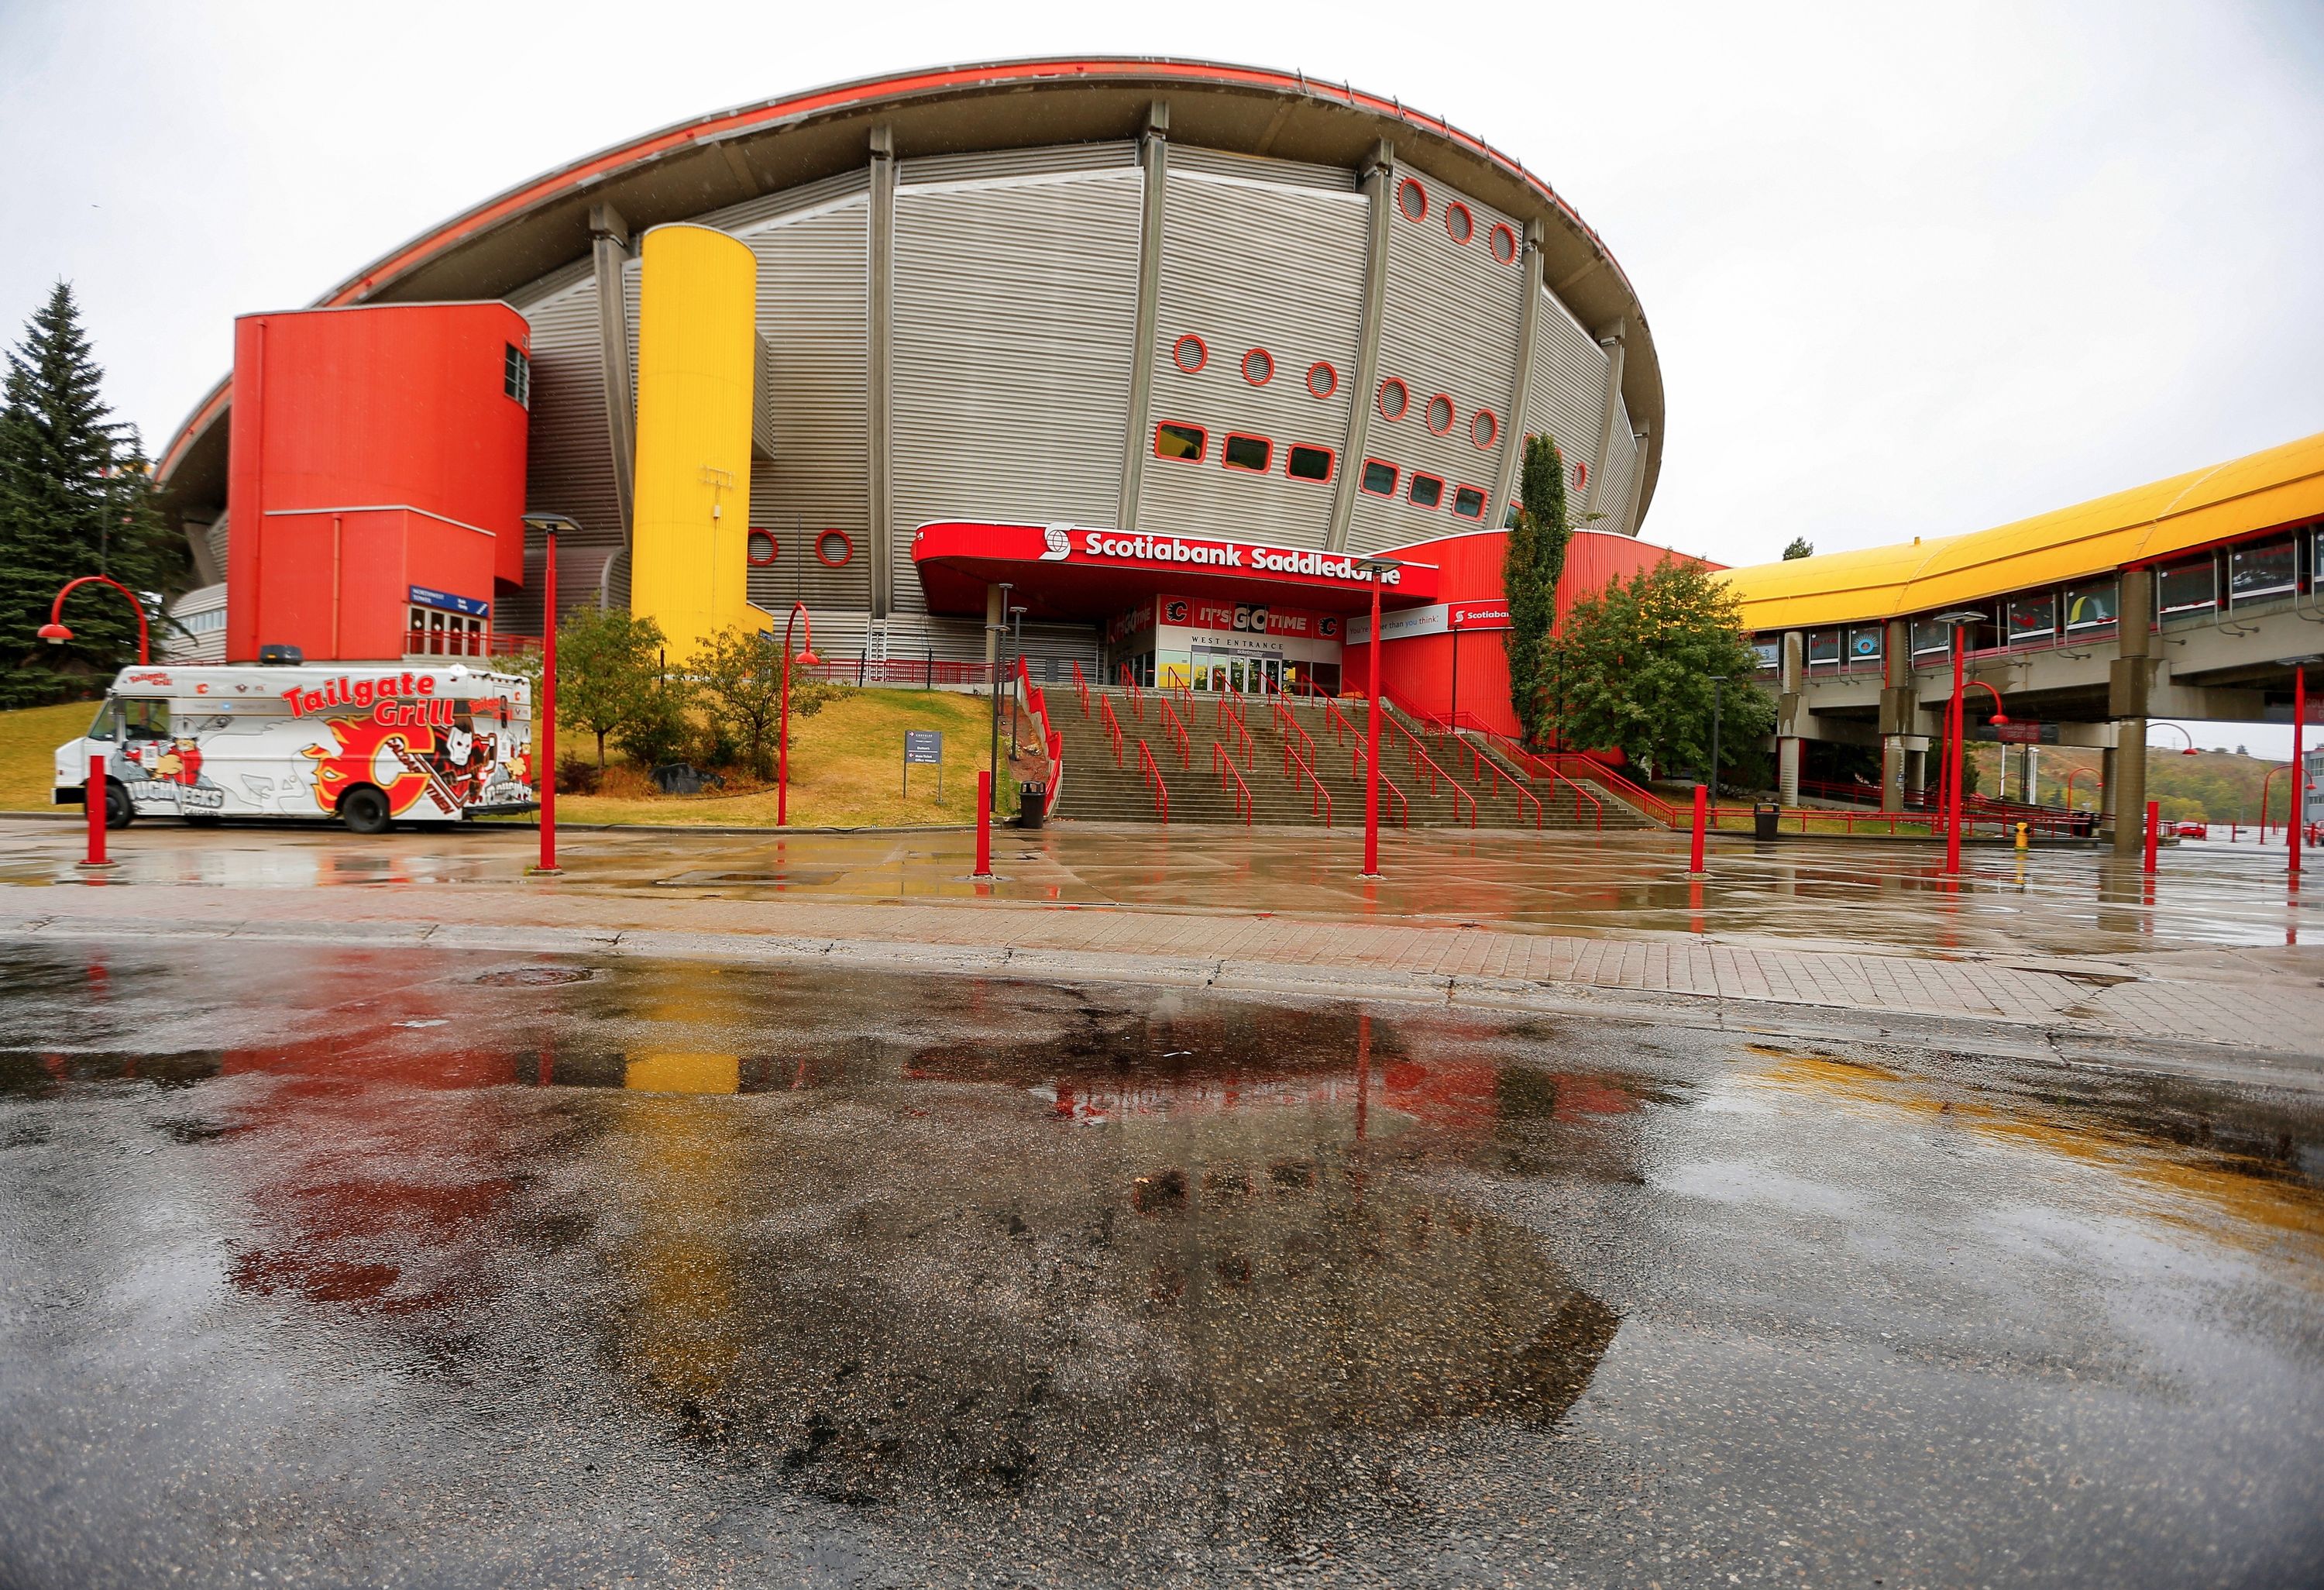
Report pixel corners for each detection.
[54,662,536,834]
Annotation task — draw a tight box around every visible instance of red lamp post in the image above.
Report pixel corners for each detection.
[521,515,583,876]
[775,601,820,828]
[2064,766,2099,814]
[1355,556,1399,879]
[39,575,150,665]
[1933,611,1985,874]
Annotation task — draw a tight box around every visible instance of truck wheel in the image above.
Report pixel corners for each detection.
[339,786,393,835]
[104,780,134,830]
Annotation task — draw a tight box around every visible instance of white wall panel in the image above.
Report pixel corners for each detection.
[1523,284,1612,479]
[1347,174,1528,555]
[1136,170,1367,550]
[1166,145,1353,192]
[890,169,1143,614]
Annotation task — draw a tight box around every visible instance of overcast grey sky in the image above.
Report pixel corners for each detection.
[3,0,2318,573]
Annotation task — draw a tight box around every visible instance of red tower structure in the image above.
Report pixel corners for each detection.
[224,301,531,662]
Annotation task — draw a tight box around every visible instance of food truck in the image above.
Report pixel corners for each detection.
[54,662,535,833]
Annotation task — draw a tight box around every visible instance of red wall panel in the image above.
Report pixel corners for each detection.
[225,302,528,662]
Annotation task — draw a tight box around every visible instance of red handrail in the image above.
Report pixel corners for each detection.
[1212,741,1253,825]
[1350,742,1411,828]
[1137,738,1169,823]
[1270,696,1318,764]
[1071,659,1091,718]
[1315,693,1360,746]
[1214,697,1256,767]
[1098,695,1126,766]
[1122,673,1145,720]
[1156,695,1193,767]
[1373,707,1476,826]
[1281,742,1332,826]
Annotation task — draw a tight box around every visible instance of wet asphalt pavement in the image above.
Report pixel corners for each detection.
[2,938,2320,1588]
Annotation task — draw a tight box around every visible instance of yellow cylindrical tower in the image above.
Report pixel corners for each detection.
[630,224,768,661]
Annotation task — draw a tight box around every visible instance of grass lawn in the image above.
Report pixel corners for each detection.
[538,685,1012,828]
[0,700,97,811]
[0,688,1015,828]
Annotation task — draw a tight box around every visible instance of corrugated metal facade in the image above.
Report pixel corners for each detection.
[898,142,1135,187]
[1521,284,1612,476]
[1166,144,1353,193]
[1593,394,1639,536]
[889,167,1144,614]
[510,270,627,634]
[735,194,872,616]
[1348,173,1527,555]
[1136,167,1367,550]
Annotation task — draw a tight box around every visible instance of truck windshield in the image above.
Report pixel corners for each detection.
[121,700,170,740]
[85,702,114,742]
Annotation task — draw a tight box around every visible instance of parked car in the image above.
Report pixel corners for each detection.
[2173,821,2208,840]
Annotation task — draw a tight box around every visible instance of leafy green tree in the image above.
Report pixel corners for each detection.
[1781,537,1813,560]
[694,624,837,779]
[1537,557,1772,780]
[553,605,665,769]
[1503,433,1571,738]
[0,282,184,705]
[614,663,695,769]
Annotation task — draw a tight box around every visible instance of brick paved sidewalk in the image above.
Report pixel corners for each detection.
[12,876,2322,1077]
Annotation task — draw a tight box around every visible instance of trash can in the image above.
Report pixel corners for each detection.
[1017,783,1047,828]
[1752,802,1781,841]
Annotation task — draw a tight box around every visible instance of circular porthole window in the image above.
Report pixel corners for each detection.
[1305,361,1338,400]
[1470,409,1498,450]
[1377,377,1409,422]
[747,528,779,566]
[1171,334,1208,373]
[815,529,854,568]
[1489,223,1518,264]
[1444,202,1473,244]
[1396,177,1427,222]
[1241,347,1274,386]
[1425,394,1456,434]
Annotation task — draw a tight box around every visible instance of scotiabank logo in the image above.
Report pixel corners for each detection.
[1077,531,1402,586]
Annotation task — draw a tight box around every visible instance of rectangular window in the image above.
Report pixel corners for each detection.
[2157,558,2216,616]
[503,344,530,407]
[1752,639,1780,673]
[1806,630,1841,669]
[1848,626,1883,663]
[2228,539,2296,604]
[1408,473,1444,509]
[1360,459,1398,496]
[1287,444,1334,483]
[1452,485,1487,519]
[2064,580,2119,632]
[1153,422,1207,462]
[1910,620,1951,658]
[1223,434,1271,473]
[2006,594,2056,644]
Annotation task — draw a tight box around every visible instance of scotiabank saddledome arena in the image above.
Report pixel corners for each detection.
[158,57,1673,735]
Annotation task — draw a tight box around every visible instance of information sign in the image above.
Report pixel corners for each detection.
[904,729,943,799]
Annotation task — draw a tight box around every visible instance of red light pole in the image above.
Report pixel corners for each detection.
[2294,664,2311,879]
[522,516,582,876]
[39,574,150,665]
[1355,557,1399,879]
[1933,611,1985,873]
[776,601,820,828]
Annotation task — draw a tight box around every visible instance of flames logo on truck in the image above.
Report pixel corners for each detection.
[304,714,456,817]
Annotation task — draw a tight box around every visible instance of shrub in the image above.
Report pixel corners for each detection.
[555,755,601,796]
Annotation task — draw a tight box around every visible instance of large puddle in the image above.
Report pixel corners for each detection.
[3,940,2320,1585]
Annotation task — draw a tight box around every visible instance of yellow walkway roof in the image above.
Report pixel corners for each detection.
[1721,430,2324,632]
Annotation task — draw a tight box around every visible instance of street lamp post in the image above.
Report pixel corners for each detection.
[1932,611,1985,873]
[39,574,151,665]
[986,582,1013,816]
[1007,604,1027,755]
[775,602,820,827]
[1355,556,1401,879]
[521,515,585,876]
[1706,676,1728,800]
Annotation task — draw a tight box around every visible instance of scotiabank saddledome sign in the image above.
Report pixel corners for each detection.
[1055,528,1411,588]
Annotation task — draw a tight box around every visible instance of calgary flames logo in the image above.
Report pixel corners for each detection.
[303,716,454,817]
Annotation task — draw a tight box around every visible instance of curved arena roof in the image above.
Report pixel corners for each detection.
[1720,430,2324,632]
[158,57,1666,524]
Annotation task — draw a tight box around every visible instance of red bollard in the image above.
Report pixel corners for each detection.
[973,769,993,878]
[81,753,110,869]
[1689,783,1708,875]
[2143,799,2161,875]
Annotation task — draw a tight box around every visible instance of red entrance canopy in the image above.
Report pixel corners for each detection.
[911,521,1439,623]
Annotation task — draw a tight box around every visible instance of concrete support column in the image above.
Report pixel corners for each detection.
[2109,566,2154,855]
[866,126,896,621]
[984,583,1002,675]
[2100,745,2118,823]
[1778,629,1803,806]
[1116,102,1168,535]
[1487,219,1546,531]
[1906,747,1927,799]
[1879,617,1913,813]
[1327,140,1394,553]
[1581,323,1627,523]
[590,203,636,542]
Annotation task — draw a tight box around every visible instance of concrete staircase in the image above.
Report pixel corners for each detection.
[1049,686,1650,831]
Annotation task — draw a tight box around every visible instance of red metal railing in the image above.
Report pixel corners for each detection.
[405,628,538,659]
[1098,695,1126,766]
[1349,741,1411,828]
[1116,669,1145,719]
[1270,696,1318,765]
[1282,741,1332,826]
[1214,693,1255,766]
[1137,739,1169,824]
[1071,659,1091,718]
[1156,695,1193,768]
[1212,742,1253,825]
[789,656,999,688]
[1375,708,1476,826]
[1016,656,1064,819]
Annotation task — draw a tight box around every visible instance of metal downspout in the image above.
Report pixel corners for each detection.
[1327,140,1394,554]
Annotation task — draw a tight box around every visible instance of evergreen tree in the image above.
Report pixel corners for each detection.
[1782,537,1813,560]
[1537,557,1772,780]
[0,282,183,704]
[1503,433,1570,738]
